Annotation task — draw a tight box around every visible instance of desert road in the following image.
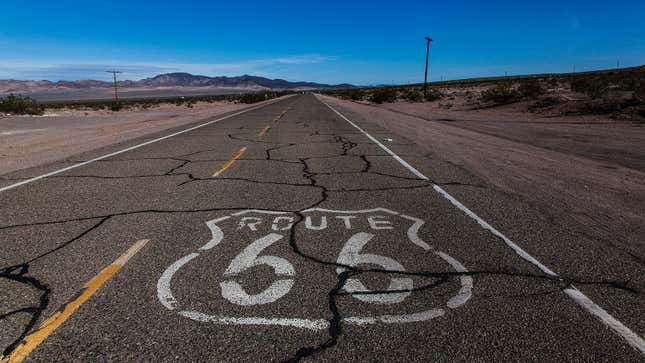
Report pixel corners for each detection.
[1,94,643,362]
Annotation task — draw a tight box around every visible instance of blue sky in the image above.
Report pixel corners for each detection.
[1,0,644,85]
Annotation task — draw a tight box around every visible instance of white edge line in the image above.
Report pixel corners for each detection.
[317,95,645,354]
[564,288,645,354]
[0,95,293,193]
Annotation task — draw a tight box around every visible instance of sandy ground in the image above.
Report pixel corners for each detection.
[0,101,247,175]
[321,95,645,262]
[380,100,645,170]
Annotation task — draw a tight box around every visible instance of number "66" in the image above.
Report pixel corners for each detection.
[220,232,413,306]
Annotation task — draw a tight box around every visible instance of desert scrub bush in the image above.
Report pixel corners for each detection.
[479,83,520,105]
[401,88,422,102]
[528,96,561,111]
[518,79,544,99]
[547,77,559,87]
[570,78,609,99]
[635,82,645,102]
[370,88,398,104]
[0,94,44,115]
[324,88,366,101]
[238,92,268,104]
[343,89,366,101]
[424,89,443,102]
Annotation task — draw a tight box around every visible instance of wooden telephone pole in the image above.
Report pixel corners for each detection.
[106,70,122,103]
[423,37,433,98]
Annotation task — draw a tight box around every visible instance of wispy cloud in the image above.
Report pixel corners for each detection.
[0,54,338,81]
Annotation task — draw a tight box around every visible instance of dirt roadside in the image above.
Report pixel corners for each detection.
[319,94,645,263]
[0,101,249,175]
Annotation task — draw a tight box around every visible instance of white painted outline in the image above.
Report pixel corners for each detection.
[0,96,293,193]
[157,208,473,330]
[318,95,645,354]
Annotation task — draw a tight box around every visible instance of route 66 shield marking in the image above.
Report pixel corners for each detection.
[157,208,473,330]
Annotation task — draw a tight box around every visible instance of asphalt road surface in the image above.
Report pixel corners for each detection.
[1,94,643,362]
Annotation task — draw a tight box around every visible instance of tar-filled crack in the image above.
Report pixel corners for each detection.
[280,187,603,362]
[277,151,529,361]
[3,98,640,360]
[334,135,357,156]
[0,218,109,357]
[0,216,107,356]
[0,264,51,357]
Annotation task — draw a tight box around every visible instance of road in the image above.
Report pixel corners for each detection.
[1,94,643,361]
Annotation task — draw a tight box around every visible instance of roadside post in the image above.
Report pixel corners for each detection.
[423,36,433,98]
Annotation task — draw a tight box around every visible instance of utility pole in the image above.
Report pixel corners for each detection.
[106,70,122,103]
[423,36,433,98]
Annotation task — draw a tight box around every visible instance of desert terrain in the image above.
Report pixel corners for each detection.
[0,100,249,175]
[319,90,645,267]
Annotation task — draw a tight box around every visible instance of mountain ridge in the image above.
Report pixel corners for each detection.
[0,73,354,94]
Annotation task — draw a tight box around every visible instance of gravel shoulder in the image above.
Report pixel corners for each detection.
[0,101,247,175]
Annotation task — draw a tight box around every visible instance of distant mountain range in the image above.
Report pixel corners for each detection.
[0,73,354,95]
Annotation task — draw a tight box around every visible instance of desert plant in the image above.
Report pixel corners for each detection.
[345,89,366,101]
[238,92,268,104]
[0,94,44,115]
[401,89,422,102]
[518,79,544,99]
[370,88,398,104]
[529,96,561,111]
[424,88,443,102]
[547,77,559,87]
[570,78,609,99]
[479,83,520,105]
[635,82,645,102]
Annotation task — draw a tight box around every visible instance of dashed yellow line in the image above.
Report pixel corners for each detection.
[1,239,150,363]
[212,147,247,177]
[258,126,270,136]
[273,107,292,123]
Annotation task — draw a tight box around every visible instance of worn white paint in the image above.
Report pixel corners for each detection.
[336,232,413,304]
[0,128,47,136]
[305,215,327,230]
[319,96,645,354]
[367,215,393,230]
[271,216,295,231]
[437,251,473,309]
[180,310,329,331]
[335,215,356,229]
[157,208,473,330]
[221,233,295,306]
[157,252,200,310]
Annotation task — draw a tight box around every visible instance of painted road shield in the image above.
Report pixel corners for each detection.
[158,208,473,330]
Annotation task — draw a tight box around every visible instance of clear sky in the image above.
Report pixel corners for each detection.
[1,0,644,85]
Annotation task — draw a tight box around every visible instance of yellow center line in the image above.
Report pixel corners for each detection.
[273,107,291,123]
[1,239,150,363]
[257,125,270,136]
[212,147,247,177]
